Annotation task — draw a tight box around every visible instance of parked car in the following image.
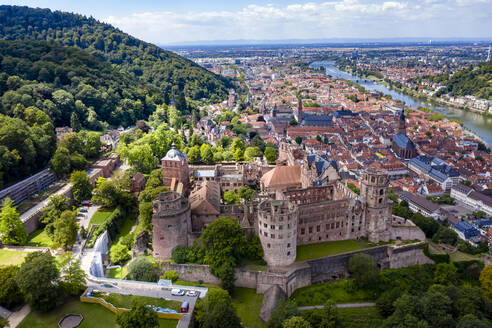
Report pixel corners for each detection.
[171,288,185,296]
[81,201,93,207]
[80,207,88,213]
[186,290,198,297]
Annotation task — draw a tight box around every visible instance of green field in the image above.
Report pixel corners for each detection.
[108,266,127,279]
[290,280,374,306]
[90,209,114,226]
[232,288,264,328]
[18,298,178,328]
[92,292,182,311]
[450,251,478,262]
[296,240,372,262]
[27,229,52,247]
[338,306,383,328]
[0,249,29,266]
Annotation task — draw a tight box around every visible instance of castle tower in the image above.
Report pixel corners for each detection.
[297,98,303,123]
[398,112,406,135]
[161,143,189,194]
[152,191,191,258]
[258,200,298,267]
[361,167,391,243]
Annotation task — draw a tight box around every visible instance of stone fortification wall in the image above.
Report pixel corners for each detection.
[162,244,432,298]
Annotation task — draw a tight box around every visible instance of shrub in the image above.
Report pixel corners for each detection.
[162,270,179,282]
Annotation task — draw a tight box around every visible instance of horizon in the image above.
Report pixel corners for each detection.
[1,0,491,45]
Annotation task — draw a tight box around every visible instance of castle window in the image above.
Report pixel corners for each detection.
[371,177,375,183]
[379,198,382,204]
[271,225,275,229]
[279,234,283,239]
[326,224,329,230]
[316,225,320,232]
[336,222,339,228]
[271,234,275,239]
[279,225,283,230]
[287,251,291,256]
[264,232,268,237]
[309,227,313,233]
[351,228,354,232]
[301,228,305,235]
[267,243,271,248]
[264,223,267,228]
[326,234,329,238]
[287,243,291,248]
[380,189,384,195]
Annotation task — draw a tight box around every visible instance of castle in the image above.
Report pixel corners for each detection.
[152,145,425,266]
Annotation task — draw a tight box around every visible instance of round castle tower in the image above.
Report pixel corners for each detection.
[152,191,191,259]
[258,200,298,267]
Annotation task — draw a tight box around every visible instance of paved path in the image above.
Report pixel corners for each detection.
[298,302,376,310]
[88,282,195,328]
[20,183,72,223]
[8,305,30,328]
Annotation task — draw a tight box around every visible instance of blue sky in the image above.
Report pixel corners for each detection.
[2,0,492,44]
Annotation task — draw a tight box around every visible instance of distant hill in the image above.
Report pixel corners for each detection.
[0,5,232,105]
[0,39,162,127]
[430,61,492,100]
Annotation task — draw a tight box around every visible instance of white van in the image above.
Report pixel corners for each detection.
[171,288,185,296]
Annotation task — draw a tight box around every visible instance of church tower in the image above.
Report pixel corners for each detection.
[297,98,303,123]
[361,167,391,243]
[398,112,406,135]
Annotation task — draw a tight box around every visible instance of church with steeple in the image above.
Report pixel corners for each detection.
[391,112,417,159]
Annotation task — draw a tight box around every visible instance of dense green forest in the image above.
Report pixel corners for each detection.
[0,40,162,127]
[0,5,232,104]
[430,61,492,100]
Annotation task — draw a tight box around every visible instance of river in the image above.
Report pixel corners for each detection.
[310,61,492,146]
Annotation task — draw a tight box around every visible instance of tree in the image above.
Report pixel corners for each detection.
[233,148,244,162]
[204,301,242,328]
[70,112,81,132]
[348,253,379,288]
[172,246,188,264]
[244,146,263,162]
[432,226,458,246]
[91,178,120,208]
[265,146,278,164]
[0,198,27,245]
[162,270,179,282]
[457,314,490,328]
[128,144,157,174]
[52,210,78,250]
[238,185,256,202]
[282,316,312,328]
[433,263,457,285]
[60,257,86,295]
[0,265,23,309]
[16,252,60,311]
[295,136,303,145]
[70,170,93,203]
[200,144,213,164]
[110,243,131,264]
[194,289,241,328]
[187,146,201,163]
[81,131,102,159]
[223,190,240,205]
[479,265,492,299]
[127,257,159,282]
[116,304,158,328]
[50,146,71,176]
[267,300,299,328]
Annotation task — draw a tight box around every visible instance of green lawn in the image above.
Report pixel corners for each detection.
[27,229,52,247]
[108,266,127,279]
[232,288,264,328]
[296,240,372,262]
[18,297,177,328]
[337,306,383,328]
[90,209,114,226]
[450,251,478,262]
[112,215,136,244]
[0,249,29,266]
[91,292,182,311]
[290,280,374,306]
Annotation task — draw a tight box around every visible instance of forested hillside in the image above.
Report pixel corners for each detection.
[0,5,232,105]
[430,61,492,100]
[0,40,162,128]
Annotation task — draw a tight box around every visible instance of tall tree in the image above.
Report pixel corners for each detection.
[52,210,78,250]
[60,256,87,295]
[0,198,27,245]
[116,305,158,328]
[16,252,60,311]
[70,170,93,203]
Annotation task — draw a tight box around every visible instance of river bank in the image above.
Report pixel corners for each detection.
[310,61,492,146]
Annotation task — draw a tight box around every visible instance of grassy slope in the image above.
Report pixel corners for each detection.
[27,229,52,247]
[232,288,264,328]
[18,297,178,328]
[296,240,371,262]
[0,249,29,266]
[290,280,374,306]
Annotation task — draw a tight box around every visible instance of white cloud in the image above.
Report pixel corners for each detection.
[104,0,492,44]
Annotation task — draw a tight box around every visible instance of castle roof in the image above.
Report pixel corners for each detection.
[189,181,220,215]
[162,143,187,161]
[260,165,301,189]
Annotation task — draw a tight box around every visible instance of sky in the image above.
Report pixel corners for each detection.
[2,0,492,44]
